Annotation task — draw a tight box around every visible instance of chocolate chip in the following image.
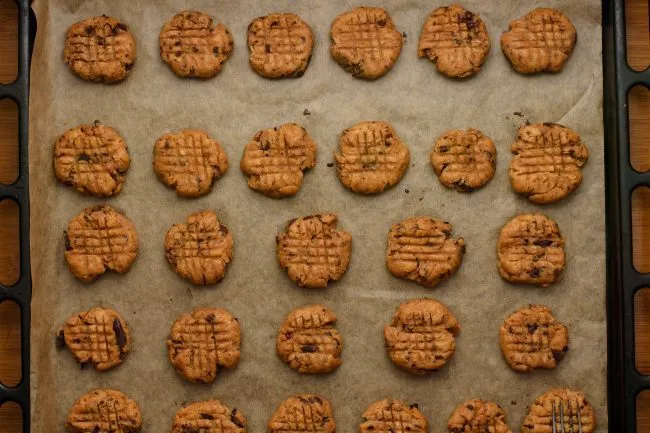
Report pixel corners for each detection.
[442,229,451,237]
[377,18,386,26]
[96,36,105,46]
[192,46,199,53]
[265,44,271,53]
[113,319,127,350]
[511,400,517,405]
[85,26,95,35]
[206,314,215,323]
[409,403,419,409]
[327,162,334,167]
[116,23,128,31]
[303,109,311,116]
[175,40,181,46]
[64,231,72,251]
[219,225,229,235]
[56,330,66,349]
[181,428,199,433]
[200,413,214,420]
[124,63,134,71]
[438,145,449,152]
[527,323,538,333]
[301,344,317,353]
[309,396,323,404]
[529,267,541,278]
[78,153,91,162]
[405,189,410,194]
[533,239,553,247]
[467,404,474,410]
[322,416,329,424]
[230,409,245,428]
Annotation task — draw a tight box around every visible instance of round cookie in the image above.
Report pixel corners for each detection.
[165,210,233,285]
[153,129,229,198]
[509,123,588,204]
[430,128,496,192]
[248,13,314,78]
[65,389,142,433]
[63,16,136,83]
[159,10,233,78]
[64,205,138,283]
[497,214,565,286]
[359,399,428,433]
[418,5,490,78]
[54,122,130,197]
[268,395,335,433]
[167,307,241,383]
[276,304,342,374]
[57,307,131,371]
[384,298,459,374]
[330,7,404,79]
[448,399,513,433]
[276,213,352,288]
[522,388,596,433]
[500,304,568,372]
[240,123,317,198]
[386,216,465,287]
[335,121,410,194]
[172,400,246,433]
[501,8,577,74]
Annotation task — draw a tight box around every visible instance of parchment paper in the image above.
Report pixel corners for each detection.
[28,0,607,431]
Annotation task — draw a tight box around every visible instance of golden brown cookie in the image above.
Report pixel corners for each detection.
[172,400,246,433]
[509,123,588,204]
[500,304,568,372]
[160,10,233,78]
[57,307,130,371]
[54,122,130,197]
[448,399,512,433]
[167,307,240,383]
[522,388,596,433]
[501,8,577,74]
[330,7,404,79]
[359,399,428,433]
[335,121,410,194]
[65,389,142,433]
[153,129,229,198]
[276,213,352,288]
[165,210,233,285]
[276,304,342,374]
[386,217,465,287]
[240,123,317,198]
[384,298,459,374]
[430,128,496,192]
[418,5,491,78]
[248,13,314,78]
[268,395,335,433]
[497,214,565,286]
[64,205,139,283]
[64,16,136,83]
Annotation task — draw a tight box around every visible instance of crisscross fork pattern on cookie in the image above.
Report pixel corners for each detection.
[334,9,401,61]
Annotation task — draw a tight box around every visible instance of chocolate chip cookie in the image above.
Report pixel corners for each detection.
[276,213,352,288]
[384,298,460,374]
[57,307,130,371]
[522,388,595,433]
[359,399,428,433]
[172,400,246,433]
[330,7,404,79]
[65,389,142,433]
[448,399,513,433]
[167,307,240,383]
[418,5,490,78]
[497,214,565,286]
[64,16,136,83]
[248,13,314,78]
[268,395,335,433]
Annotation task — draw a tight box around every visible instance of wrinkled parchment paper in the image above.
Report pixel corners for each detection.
[28,0,606,431]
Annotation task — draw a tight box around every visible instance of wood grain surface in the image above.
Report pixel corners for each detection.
[0,1,648,431]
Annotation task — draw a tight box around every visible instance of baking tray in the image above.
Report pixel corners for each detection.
[0,0,644,431]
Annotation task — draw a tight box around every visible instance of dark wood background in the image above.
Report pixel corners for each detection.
[0,0,648,430]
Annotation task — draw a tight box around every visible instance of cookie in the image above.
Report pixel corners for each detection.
[64,205,139,283]
[335,121,410,194]
[497,214,565,286]
[501,8,577,74]
[430,128,496,192]
[359,399,428,433]
[330,7,404,79]
[167,307,240,383]
[65,389,142,433]
[248,13,313,78]
[276,304,342,374]
[386,217,465,287]
[54,122,130,197]
[276,213,352,288]
[500,304,568,372]
[165,210,233,285]
[418,5,490,78]
[64,16,136,83]
[384,298,459,374]
[57,307,130,371]
[153,129,229,197]
[240,123,316,198]
[268,395,335,433]
[160,10,233,78]
[522,388,596,433]
[172,400,246,433]
[448,399,512,433]
[509,123,588,204]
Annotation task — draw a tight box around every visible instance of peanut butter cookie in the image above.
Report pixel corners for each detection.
[522,388,595,433]
[268,395,335,433]
[448,399,513,433]
[172,400,246,433]
[65,389,142,433]
[359,399,428,433]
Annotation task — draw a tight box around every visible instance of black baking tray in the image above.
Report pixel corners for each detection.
[0,0,647,431]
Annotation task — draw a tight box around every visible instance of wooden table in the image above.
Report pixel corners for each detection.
[0,1,648,431]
